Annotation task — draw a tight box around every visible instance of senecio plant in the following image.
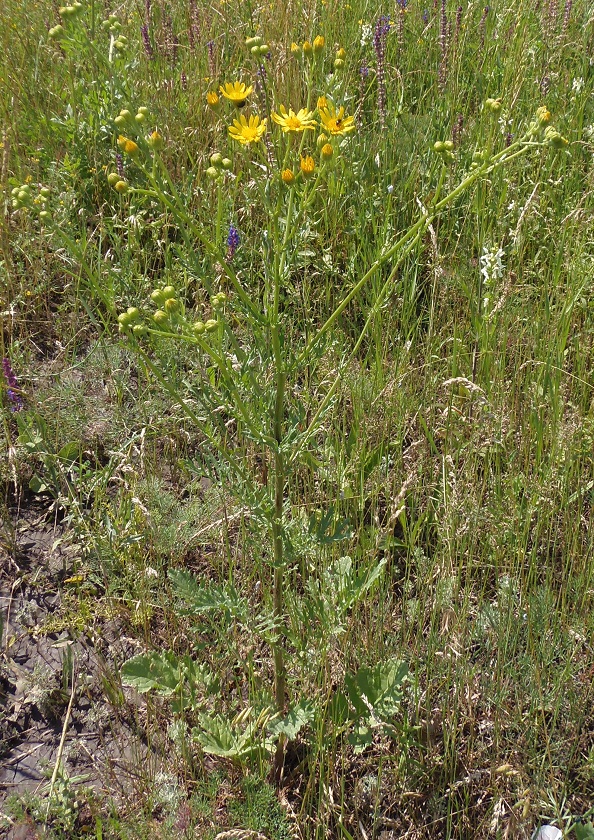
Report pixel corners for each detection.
[16,25,567,780]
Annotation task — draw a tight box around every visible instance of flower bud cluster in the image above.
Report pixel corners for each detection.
[526,105,568,146]
[206,153,233,180]
[433,139,455,163]
[101,14,122,34]
[10,183,52,221]
[245,35,269,58]
[117,306,147,336]
[107,107,163,191]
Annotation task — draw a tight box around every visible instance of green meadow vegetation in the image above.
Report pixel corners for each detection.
[1,0,594,836]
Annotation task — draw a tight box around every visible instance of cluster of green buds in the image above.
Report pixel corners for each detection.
[117,306,147,336]
[433,139,455,163]
[470,147,490,169]
[114,106,151,130]
[58,3,84,20]
[10,184,52,221]
[245,35,269,57]
[206,152,233,180]
[101,14,121,34]
[334,47,346,71]
[151,285,183,326]
[526,106,568,147]
[485,97,502,114]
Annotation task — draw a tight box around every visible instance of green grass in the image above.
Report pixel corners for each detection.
[2,0,594,838]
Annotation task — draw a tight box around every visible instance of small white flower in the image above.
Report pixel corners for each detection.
[387,184,394,194]
[360,23,372,46]
[572,76,584,93]
[480,245,505,282]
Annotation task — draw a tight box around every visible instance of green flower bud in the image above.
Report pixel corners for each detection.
[485,97,502,113]
[162,285,176,299]
[544,126,569,148]
[210,152,224,168]
[250,45,261,56]
[206,166,220,179]
[205,319,218,332]
[114,180,129,193]
[126,306,140,320]
[118,311,132,327]
[443,140,454,151]
[259,44,269,56]
[221,158,232,170]
[433,141,445,153]
[132,324,147,336]
[107,172,120,186]
[114,40,126,50]
[193,321,206,335]
[39,210,52,222]
[245,36,262,48]
[334,58,345,70]
[119,109,132,122]
[153,309,168,324]
[151,288,166,306]
[135,112,146,124]
[49,25,65,38]
[40,187,51,198]
[164,297,180,313]
[137,106,150,116]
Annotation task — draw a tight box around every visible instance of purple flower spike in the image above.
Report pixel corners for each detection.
[2,357,23,412]
[226,225,240,261]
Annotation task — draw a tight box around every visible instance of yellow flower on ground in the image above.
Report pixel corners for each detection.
[319,103,356,136]
[272,105,316,133]
[228,114,267,145]
[300,155,315,176]
[219,81,254,106]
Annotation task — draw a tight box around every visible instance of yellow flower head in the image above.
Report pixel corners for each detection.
[290,42,301,53]
[228,114,267,145]
[303,40,313,55]
[300,155,315,177]
[272,105,316,133]
[206,91,221,110]
[220,81,254,107]
[281,169,295,185]
[317,96,328,110]
[313,35,325,52]
[321,143,334,160]
[536,106,551,126]
[319,103,356,136]
[336,47,346,60]
[117,135,140,156]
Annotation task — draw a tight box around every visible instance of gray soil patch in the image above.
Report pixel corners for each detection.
[0,501,158,821]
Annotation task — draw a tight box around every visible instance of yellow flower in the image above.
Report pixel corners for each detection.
[303,40,313,56]
[300,155,315,177]
[272,105,316,133]
[206,90,221,110]
[117,135,140,156]
[290,42,300,53]
[536,106,551,126]
[219,81,254,106]
[281,169,295,185]
[317,96,328,110]
[320,143,334,160]
[319,103,356,136]
[228,114,267,145]
[313,35,325,52]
